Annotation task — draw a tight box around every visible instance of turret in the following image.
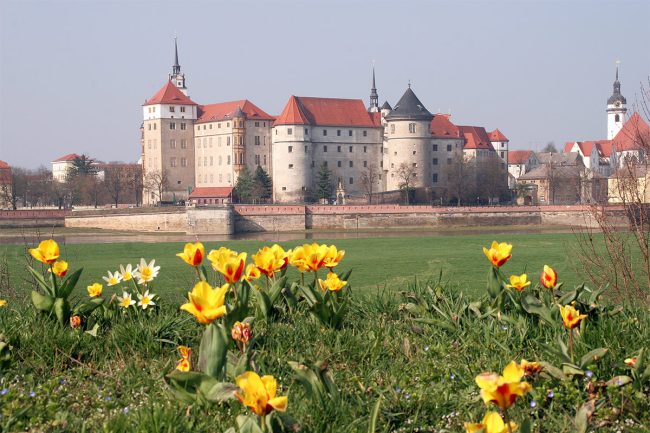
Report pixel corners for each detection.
[607,63,627,140]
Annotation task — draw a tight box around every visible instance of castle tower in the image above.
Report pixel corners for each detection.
[368,67,379,113]
[607,64,627,140]
[384,85,434,191]
[169,37,188,95]
[231,107,246,177]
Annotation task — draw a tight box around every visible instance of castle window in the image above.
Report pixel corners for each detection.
[349,161,353,168]
[324,145,328,152]
[288,146,293,153]
[227,122,230,127]
[363,130,367,137]
[239,121,243,128]
[218,123,221,128]
[447,144,452,152]
[209,124,212,129]
[323,129,327,136]
[324,161,328,167]
[264,155,267,165]
[264,122,266,127]
[170,122,176,130]
[338,161,342,168]
[311,160,315,167]
[227,137,231,146]
[180,106,186,113]
[227,155,231,165]
[304,145,308,153]
[169,106,175,113]
[197,126,200,131]
[148,124,151,131]
[348,130,352,136]
[364,146,367,153]
[255,155,260,165]
[349,177,353,185]
[181,139,187,149]
[447,158,452,165]
[255,136,260,145]
[302,187,306,191]
[615,114,620,122]
[409,123,416,133]
[181,158,187,167]
[203,125,206,130]
[380,161,383,168]
[255,122,260,127]
[433,158,438,165]
[153,124,156,130]
[413,150,416,155]
[390,124,395,134]
[170,157,177,167]
[433,144,438,151]
[289,164,294,169]
[170,139,176,149]
[432,173,438,183]
[288,128,293,135]
[305,128,309,135]
[349,146,353,153]
[282,187,287,191]
[363,161,367,167]
[337,130,341,136]
[275,129,278,135]
[337,146,341,153]
[391,163,394,168]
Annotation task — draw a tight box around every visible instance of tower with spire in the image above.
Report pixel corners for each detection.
[607,62,627,140]
[368,67,379,113]
[169,37,188,95]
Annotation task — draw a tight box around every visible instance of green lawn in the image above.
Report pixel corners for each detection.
[3,232,586,300]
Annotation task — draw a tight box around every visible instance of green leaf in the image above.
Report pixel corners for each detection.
[85,323,100,337]
[520,293,555,325]
[58,268,83,299]
[562,363,584,377]
[198,322,229,380]
[235,415,265,433]
[27,265,54,297]
[606,375,633,387]
[519,418,532,433]
[539,362,568,381]
[204,382,238,402]
[53,297,70,326]
[486,266,502,298]
[580,348,608,368]
[73,297,104,316]
[368,395,382,433]
[558,289,578,305]
[574,400,595,433]
[31,290,54,312]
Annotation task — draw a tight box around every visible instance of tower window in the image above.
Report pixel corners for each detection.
[447,144,452,152]
[615,114,620,122]
[337,146,341,152]
[180,123,186,130]
[337,130,341,136]
[180,106,186,113]
[349,161,353,168]
[364,146,367,153]
[169,106,175,113]
[363,130,367,137]
[323,129,327,136]
[288,146,293,153]
[349,146,353,152]
[390,124,395,134]
[170,122,176,130]
[348,130,352,136]
[288,128,293,135]
[433,158,438,165]
[337,161,342,167]
[433,144,438,151]
[432,173,438,183]
[349,177,353,185]
[324,145,328,152]
[409,123,416,133]
[363,161,367,167]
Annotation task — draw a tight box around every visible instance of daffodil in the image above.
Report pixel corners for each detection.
[119,264,134,281]
[506,274,530,291]
[235,371,288,417]
[464,411,518,433]
[176,242,205,267]
[137,290,156,309]
[49,260,68,277]
[475,361,532,410]
[208,248,246,283]
[252,245,287,277]
[318,272,347,292]
[0,299,7,307]
[29,239,60,264]
[559,304,587,330]
[483,241,512,267]
[322,245,345,269]
[180,281,228,324]
[243,264,261,282]
[540,265,557,289]
[87,283,103,298]
[118,291,136,308]
[135,258,160,284]
[102,270,122,286]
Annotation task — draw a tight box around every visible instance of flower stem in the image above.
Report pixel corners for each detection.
[503,410,513,433]
[568,329,574,361]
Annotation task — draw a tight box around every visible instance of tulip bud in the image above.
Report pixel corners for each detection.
[70,315,82,329]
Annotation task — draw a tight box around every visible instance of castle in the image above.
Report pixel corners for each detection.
[141,40,511,205]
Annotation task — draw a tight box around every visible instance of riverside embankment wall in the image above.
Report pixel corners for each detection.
[0,210,68,228]
[2,205,627,234]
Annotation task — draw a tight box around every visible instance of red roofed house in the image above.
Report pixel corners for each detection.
[488,128,509,163]
[189,187,233,205]
[52,153,81,182]
[0,160,12,209]
[273,95,383,202]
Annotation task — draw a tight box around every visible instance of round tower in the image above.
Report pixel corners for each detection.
[607,64,627,140]
[231,107,246,178]
[384,86,433,191]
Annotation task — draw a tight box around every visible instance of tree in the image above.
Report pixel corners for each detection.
[395,162,417,205]
[67,154,96,179]
[317,162,333,202]
[127,165,144,207]
[360,164,380,204]
[542,142,558,153]
[234,167,255,203]
[444,153,476,206]
[254,165,273,203]
[144,170,168,205]
[477,155,509,204]
[104,165,130,207]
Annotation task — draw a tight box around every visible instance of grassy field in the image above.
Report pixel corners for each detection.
[2,232,586,301]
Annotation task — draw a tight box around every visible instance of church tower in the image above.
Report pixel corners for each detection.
[368,67,379,113]
[169,37,188,95]
[607,64,627,140]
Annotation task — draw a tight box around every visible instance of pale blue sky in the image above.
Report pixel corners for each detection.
[1,0,648,168]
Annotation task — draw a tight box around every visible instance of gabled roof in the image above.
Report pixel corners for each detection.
[458,126,494,150]
[189,187,233,199]
[0,160,10,169]
[488,129,509,142]
[385,87,433,121]
[430,114,461,138]
[274,96,381,127]
[519,164,584,180]
[197,100,274,123]
[53,153,80,162]
[535,151,583,166]
[508,150,533,165]
[144,80,197,106]
[613,112,650,151]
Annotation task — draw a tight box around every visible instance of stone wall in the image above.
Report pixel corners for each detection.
[234,206,305,232]
[66,209,188,232]
[0,210,67,228]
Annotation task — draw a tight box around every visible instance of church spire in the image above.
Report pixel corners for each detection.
[172,37,181,75]
[168,37,188,95]
[368,65,379,112]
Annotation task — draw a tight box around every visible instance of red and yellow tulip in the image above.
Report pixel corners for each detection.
[540,265,557,289]
[475,361,532,410]
[318,272,347,292]
[252,245,287,277]
[322,245,345,269]
[483,241,512,267]
[559,304,587,330]
[176,242,205,267]
[465,411,518,433]
[29,239,60,265]
[624,356,637,367]
[235,371,288,417]
[180,281,228,324]
[289,243,329,272]
[49,260,69,277]
[208,247,246,283]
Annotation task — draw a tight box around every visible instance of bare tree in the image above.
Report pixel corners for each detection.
[477,154,509,204]
[104,165,131,207]
[144,169,169,205]
[360,164,380,204]
[395,162,417,205]
[444,153,476,206]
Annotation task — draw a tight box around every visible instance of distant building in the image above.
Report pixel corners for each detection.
[189,186,233,205]
[0,160,12,209]
[52,153,80,182]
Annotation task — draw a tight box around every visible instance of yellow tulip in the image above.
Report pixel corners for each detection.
[559,304,587,330]
[176,242,205,267]
[506,274,530,291]
[465,411,518,433]
[178,345,192,359]
[180,281,228,324]
[29,239,60,264]
[87,283,103,298]
[541,265,557,289]
[318,272,347,292]
[0,299,7,307]
[482,241,512,267]
[475,361,532,410]
[243,264,261,282]
[322,245,345,269]
[520,359,543,376]
[208,248,246,283]
[289,243,328,272]
[176,358,191,372]
[49,260,69,277]
[625,356,637,367]
[235,371,288,417]
[252,245,287,277]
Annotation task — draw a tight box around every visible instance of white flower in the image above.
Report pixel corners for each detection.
[137,290,156,310]
[135,258,160,284]
[117,291,136,309]
[102,270,122,286]
[119,264,134,282]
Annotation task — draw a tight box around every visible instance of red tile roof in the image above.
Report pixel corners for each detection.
[430,114,461,138]
[0,160,9,169]
[189,187,233,199]
[197,100,274,123]
[565,140,613,157]
[274,96,381,127]
[458,126,495,150]
[144,81,197,106]
[488,128,509,142]
[613,112,650,151]
[53,153,80,162]
[508,150,533,164]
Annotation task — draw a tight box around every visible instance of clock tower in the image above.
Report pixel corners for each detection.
[607,63,627,140]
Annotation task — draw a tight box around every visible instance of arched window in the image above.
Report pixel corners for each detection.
[615,114,620,122]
